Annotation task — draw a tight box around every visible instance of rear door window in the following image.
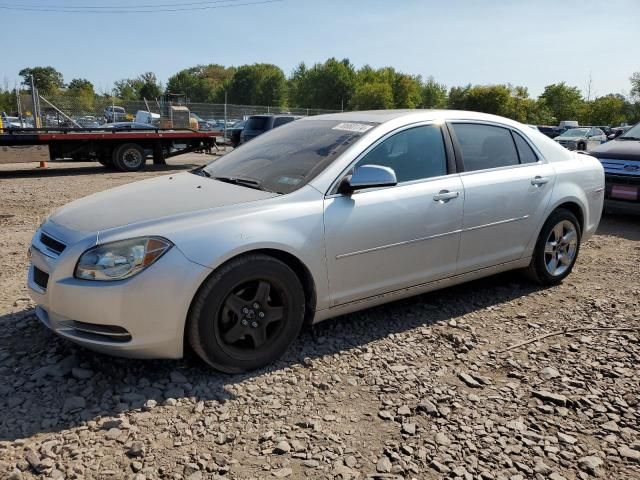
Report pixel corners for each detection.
[512,132,538,164]
[246,117,268,131]
[273,117,295,128]
[451,123,519,172]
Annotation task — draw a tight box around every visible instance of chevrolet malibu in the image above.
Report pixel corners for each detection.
[27,110,605,372]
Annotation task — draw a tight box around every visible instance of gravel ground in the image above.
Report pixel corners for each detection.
[0,155,639,480]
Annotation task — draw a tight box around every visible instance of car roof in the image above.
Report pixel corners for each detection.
[307,109,532,128]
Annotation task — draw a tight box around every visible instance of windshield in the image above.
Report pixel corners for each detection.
[620,123,640,139]
[562,128,589,137]
[202,119,378,194]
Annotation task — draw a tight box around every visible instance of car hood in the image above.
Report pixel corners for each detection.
[589,139,640,161]
[48,172,279,233]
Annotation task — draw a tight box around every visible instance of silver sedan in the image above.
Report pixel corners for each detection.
[27,110,605,372]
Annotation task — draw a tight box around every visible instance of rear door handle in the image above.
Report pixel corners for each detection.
[531,176,550,186]
[433,190,460,202]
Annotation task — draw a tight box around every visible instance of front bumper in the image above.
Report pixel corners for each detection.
[27,224,211,359]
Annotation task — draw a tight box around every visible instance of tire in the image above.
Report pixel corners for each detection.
[526,208,581,285]
[187,254,305,373]
[112,143,146,172]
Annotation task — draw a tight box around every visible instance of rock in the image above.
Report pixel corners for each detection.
[558,432,578,445]
[143,399,157,410]
[164,398,178,406]
[71,367,94,380]
[458,372,482,388]
[8,470,23,480]
[302,459,319,468]
[273,441,291,454]
[430,460,450,473]
[539,366,560,380]
[378,410,394,421]
[164,387,185,399]
[532,390,567,406]
[435,432,451,447]
[376,456,392,473]
[402,423,416,435]
[127,441,146,458]
[24,449,41,472]
[131,461,143,472]
[417,399,438,415]
[577,455,603,475]
[105,428,122,440]
[533,461,552,475]
[345,455,357,468]
[397,405,411,416]
[62,395,85,413]
[601,421,619,432]
[272,467,293,477]
[169,370,188,383]
[549,473,567,480]
[619,446,640,462]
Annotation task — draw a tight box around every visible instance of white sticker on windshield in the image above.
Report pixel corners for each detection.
[332,122,374,133]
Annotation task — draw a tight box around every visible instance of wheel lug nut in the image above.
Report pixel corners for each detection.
[241,319,248,326]
[242,308,249,314]
[251,321,258,328]
[258,312,265,318]
[253,302,260,309]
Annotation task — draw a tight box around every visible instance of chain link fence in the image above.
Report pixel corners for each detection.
[14,94,340,129]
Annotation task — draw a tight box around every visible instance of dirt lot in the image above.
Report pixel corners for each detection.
[0,155,639,480]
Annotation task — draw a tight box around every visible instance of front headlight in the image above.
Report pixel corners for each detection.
[75,237,172,281]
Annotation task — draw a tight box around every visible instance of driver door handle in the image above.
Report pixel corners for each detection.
[531,176,550,186]
[433,190,460,202]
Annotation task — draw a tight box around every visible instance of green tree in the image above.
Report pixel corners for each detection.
[18,66,64,95]
[422,77,448,108]
[228,63,286,106]
[392,73,422,108]
[165,64,234,102]
[289,58,356,110]
[67,78,95,111]
[584,94,627,126]
[113,78,143,101]
[538,82,584,122]
[138,72,162,100]
[352,81,394,110]
[630,71,640,101]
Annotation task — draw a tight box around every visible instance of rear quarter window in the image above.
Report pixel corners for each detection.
[513,132,538,164]
[246,117,268,131]
[273,117,295,128]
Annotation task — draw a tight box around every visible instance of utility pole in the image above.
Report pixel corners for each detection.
[586,72,593,102]
[30,75,41,128]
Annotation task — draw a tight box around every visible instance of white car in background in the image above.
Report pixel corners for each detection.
[27,110,604,372]
[554,127,607,151]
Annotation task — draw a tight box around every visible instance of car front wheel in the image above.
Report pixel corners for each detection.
[527,208,581,285]
[187,254,305,373]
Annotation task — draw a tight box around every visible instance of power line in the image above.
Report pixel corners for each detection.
[0,0,244,9]
[0,0,282,13]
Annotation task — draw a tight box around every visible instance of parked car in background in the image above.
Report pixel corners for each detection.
[537,125,561,139]
[240,114,302,144]
[27,110,604,372]
[1,116,34,129]
[558,120,579,131]
[607,126,631,140]
[588,121,640,214]
[226,120,246,147]
[554,127,606,151]
[103,122,159,130]
[76,116,102,129]
[104,106,127,123]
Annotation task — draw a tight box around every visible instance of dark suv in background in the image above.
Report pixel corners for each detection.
[240,114,302,144]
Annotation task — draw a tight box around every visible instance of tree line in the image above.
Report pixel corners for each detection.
[2,60,640,126]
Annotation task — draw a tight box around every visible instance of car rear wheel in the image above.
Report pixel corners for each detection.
[526,208,581,285]
[187,254,305,373]
[113,143,146,172]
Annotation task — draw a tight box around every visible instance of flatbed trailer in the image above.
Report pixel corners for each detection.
[0,127,221,172]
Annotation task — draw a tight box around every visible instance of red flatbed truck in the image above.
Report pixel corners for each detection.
[0,127,221,172]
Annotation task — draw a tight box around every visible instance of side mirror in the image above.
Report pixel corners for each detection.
[338,164,397,194]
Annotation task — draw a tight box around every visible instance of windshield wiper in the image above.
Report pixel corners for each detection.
[191,167,211,177]
[212,176,267,191]
[619,136,640,141]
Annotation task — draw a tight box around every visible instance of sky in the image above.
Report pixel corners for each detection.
[2,0,639,99]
